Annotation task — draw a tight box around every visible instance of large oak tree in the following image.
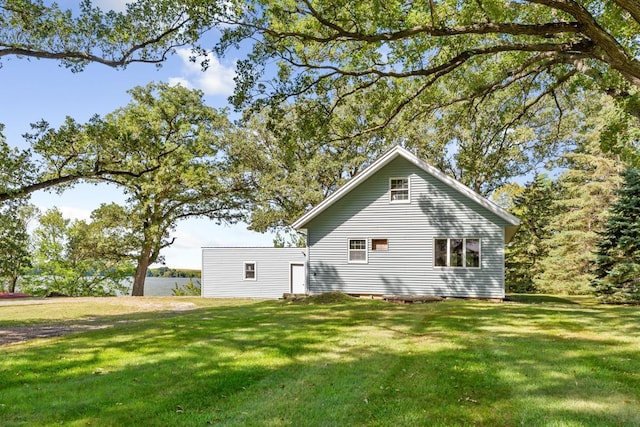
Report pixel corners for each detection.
[217,0,640,137]
[57,83,247,296]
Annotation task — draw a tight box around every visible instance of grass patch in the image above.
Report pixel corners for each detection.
[506,294,598,305]
[288,291,358,304]
[1,297,639,426]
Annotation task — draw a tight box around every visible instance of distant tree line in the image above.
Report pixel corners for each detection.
[147,267,201,279]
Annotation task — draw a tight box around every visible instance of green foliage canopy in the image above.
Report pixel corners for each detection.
[231,103,392,232]
[0,0,225,71]
[218,0,640,136]
[0,112,200,202]
[0,200,36,292]
[27,207,134,296]
[73,83,246,296]
[536,97,623,294]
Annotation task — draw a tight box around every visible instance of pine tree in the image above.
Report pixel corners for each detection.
[592,168,640,304]
[505,175,558,293]
[536,139,621,294]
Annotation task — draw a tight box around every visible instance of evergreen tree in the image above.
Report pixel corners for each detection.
[505,175,558,293]
[537,101,623,294]
[592,168,640,304]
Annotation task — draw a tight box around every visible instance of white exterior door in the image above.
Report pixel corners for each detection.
[290,263,306,294]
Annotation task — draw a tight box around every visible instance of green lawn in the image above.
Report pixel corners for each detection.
[0,295,639,426]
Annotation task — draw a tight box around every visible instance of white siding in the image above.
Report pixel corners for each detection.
[306,157,508,298]
[202,247,306,298]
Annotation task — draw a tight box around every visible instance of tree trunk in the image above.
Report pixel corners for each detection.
[9,275,18,293]
[131,246,153,296]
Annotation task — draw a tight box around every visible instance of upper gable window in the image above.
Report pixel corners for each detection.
[390,178,410,203]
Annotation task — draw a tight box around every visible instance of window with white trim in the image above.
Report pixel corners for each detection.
[434,238,481,268]
[243,262,256,280]
[390,178,410,202]
[465,239,480,267]
[348,239,367,263]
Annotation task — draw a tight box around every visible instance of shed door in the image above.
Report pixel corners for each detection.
[290,264,305,294]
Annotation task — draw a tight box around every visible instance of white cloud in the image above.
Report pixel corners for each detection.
[167,77,193,90]
[170,48,236,96]
[58,206,93,221]
[171,229,207,250]
[93,0,128,12]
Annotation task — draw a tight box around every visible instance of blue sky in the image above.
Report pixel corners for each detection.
[1,0,275,269]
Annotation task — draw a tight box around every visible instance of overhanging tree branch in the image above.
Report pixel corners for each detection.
[0,0,219,70]
[612,0,640,25]
[222,0,640,124]
[0,163,163,202]
[299,0,582,42]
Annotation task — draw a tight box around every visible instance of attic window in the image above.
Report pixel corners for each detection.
[390,178,409,203]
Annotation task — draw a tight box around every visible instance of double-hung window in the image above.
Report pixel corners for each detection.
[348,239,367,263]
[390,178,410,203]
[434,238,481,268]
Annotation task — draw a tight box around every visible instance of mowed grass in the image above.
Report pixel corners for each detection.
[0,295,639,426]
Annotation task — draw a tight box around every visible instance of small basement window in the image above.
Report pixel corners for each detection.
[243,262,256,280]
[348,239,367,263]
[371,239,388,251]
[390,178,410,203]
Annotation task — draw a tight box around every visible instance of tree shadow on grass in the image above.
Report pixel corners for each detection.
[1,299,639,426]
[506,294,581,305]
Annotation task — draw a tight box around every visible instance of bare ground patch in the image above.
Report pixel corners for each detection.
[0,323,111,346]
[0,297,199,346]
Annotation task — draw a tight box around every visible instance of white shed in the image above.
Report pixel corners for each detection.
[201,247,306,298]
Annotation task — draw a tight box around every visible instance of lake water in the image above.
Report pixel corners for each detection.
[121,277,201,296]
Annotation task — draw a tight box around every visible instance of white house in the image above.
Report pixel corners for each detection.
[201,146,520,299]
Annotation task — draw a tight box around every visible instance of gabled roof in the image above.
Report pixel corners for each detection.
[292,145,521,243]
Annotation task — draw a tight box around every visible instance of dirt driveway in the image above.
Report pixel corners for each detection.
[0,297,199,346]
